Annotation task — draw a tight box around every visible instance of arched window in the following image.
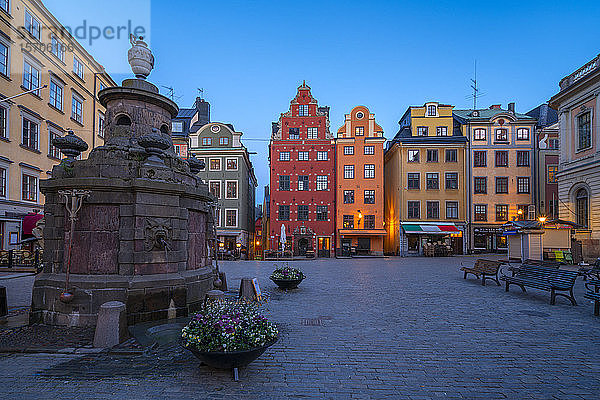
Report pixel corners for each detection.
[116,114,131,126]
[576,189,589,228]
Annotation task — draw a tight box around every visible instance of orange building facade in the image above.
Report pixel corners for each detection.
[335,106,386,256]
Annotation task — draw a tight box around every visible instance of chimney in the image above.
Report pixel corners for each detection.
[490,104,502,110]
[508,102,515,113]
[195,98,210,125]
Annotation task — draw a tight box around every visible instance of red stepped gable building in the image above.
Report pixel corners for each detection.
[268,82,335,258]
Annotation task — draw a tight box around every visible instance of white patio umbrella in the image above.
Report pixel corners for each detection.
[280,224,287,253]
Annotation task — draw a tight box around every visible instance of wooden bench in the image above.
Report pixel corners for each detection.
[460,259,503,286]
[501,264,578,305]
[584,280,600,316]
[578,264,600,281]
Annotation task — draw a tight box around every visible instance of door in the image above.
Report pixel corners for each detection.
[318,237,330,258]
[297,238,309,256]
[341,239,351,257]
[357,238,371,255]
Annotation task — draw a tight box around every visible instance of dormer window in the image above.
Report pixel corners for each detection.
[172,121,183,133]
[299,105,309,116]
[516,128,530,141]
[427,105,437,117]
[219,137,229,146]
[417,126,428,136]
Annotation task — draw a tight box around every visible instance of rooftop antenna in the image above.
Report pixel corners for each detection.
[162,85,175,100]
[197,88,204,100]
[470,60,482,110]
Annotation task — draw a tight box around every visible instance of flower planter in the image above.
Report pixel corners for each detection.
[186,337,278,369]
[270,277,304,290]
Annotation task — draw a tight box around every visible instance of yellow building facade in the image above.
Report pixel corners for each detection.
[384,102,468,255]
[0,0,114,249]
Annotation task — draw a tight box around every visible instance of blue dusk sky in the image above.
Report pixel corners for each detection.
[45,0,600,202]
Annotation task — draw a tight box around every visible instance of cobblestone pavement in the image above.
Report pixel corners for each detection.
[0,257,599,399]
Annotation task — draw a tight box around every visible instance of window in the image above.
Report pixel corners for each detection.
[426,149,438,163]
[49,80,63,110]
[316,206,328,221]
[364,190,375,204]
[344,190,354,204]
[495,177,508,194]
[445,149,457,162]
[364,215,375,229]
[73,57,84,79]
[316,175,328,191]
[474,177,487,194]
[436,126,448,136]
[577,112,591,150]
[364,146,374,155]
[474,151,487,167]
[408,150,420,163]
[22,117,38,150]
[517,128,530,140]
[214,208,221,227]
[364,164,375,179]
[496,205,509,221]
[71,95,83,124]
[225,210,237,227]
[474,204,487,221]
[517,205,528,221]
[408,201,420,219]
[426,201,440,219]
[495,128,508,142]
[445,173,458,190]
[298,151,309,161]
[576,189,589,228]
[473,128,486,141]
[219,137,229,146]
[549,139,559,150]
[427,105,437,116]
[226,158,238,170]
[209,181,221,199]
[343,215,354,229]
[355,126,364,136]
[307,127,318,139]
[209,158,221,170]
[298,205,309,221]
[407,173,420,190]
[0,166,5,198]
[288,128,299,140]
[344,165,354,179]
[426,173,439,190]
[279,175,290,191]
[317,151,328,161]
[547,166,558,183]
[50,35,64,61]
[48,129,61,159]
[343,146,354,155]
[0,40,7,76]
[278,205,290,221]
[298,175,309,191]
[202,137,212,146]
[517,177,530,194]
[417,126,428,136]
[298,105,308,116]
[172,122,183,132]
[226,181,238,198]
[446,202,459,219]
[0,0,8,13]
[25,10,41,39]
[0,105,7,139]
[495,151,508,167]
[98,113,105,138]
[279,152,290,161]
[517,151,530,167]
[22,173,38,202]
[23,61,40,93]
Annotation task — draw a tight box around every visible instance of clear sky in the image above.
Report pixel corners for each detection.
[45,0,600,202]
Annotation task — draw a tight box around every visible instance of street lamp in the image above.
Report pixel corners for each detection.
[538,216,547,224]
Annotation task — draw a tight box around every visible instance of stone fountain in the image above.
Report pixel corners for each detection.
[30,35,217,327]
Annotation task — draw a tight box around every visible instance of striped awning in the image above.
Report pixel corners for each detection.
[401,224,460,234]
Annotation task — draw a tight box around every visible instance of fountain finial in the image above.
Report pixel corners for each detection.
[128,34,154,80]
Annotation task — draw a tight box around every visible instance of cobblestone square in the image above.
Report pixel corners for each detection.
[1,257,599,399]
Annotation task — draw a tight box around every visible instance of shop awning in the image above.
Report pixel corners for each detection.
[401,223,460,234]
[22,213,43,235]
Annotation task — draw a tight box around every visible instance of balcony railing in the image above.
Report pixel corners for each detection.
[559,54,600,90]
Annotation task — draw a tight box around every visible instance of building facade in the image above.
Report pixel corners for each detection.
[0,0,114,249]
[384,102,468,255]
[454,104,536,253]
[269,82,335,257]
[188,122,257,259]
[549,53,600,260]
[335,105,386,256]
[171,97,210,158]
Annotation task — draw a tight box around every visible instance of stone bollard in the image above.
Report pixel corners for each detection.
[219,272,228,291]
[0,287,7,320]
[93,301,128,348]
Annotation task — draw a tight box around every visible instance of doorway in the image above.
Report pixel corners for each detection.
[341,238,351,257]
[318,237,331,258]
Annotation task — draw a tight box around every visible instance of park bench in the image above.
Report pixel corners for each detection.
[506,259,560,277]
[460,259,503,286]
[578,262,600,281]
[584,280,600,316]
[501,264,578,306]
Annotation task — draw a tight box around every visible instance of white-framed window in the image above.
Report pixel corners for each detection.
[408,149,420,162]
[22,60,40,93]
[307,127,318,139]
[517,177,530,194]
[417,126,428,136]
[298,175,309,191]
[209,181,221,199]
[364,164,375,179]
[517,128,530,140]
[495,128,508,142]
[226,180,238,199]
[316,175,328,191]
[0,38,8,77]
[317,151,328,161]
[21,172,38,202]
[71,94,83,123]
[219,137,229,146]
[427,104,437,116]
[172,121,183,133]
[279,151,290,161]
[73,57,84,79]
[473,128,486,140]
[436,126,448,136]
[364,146,374,155]
[50,35,65,62]
[355,126,364,136]
[343,146,354,155]
[577,112,592,151]
[225,209,238,228]
[209,158,221,171]
[298,151,309,161]
[202,137,212,146]
[25,9,41,40]
[0,104,8,139]
[0,0,9,13]
[226,158,238,170]
[343,165,354,179]
[22,116,39,150]
[0,163,7,198]
[214,208,222,227]
[446,201,459,219]
[49,79,63,111]
[48,128,62,159]
[299,105,309,116]
[98,112,105,138]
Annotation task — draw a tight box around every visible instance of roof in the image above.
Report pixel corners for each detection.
[526,104,558,128]
[453,108,536,121]
[175,108,196,119]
